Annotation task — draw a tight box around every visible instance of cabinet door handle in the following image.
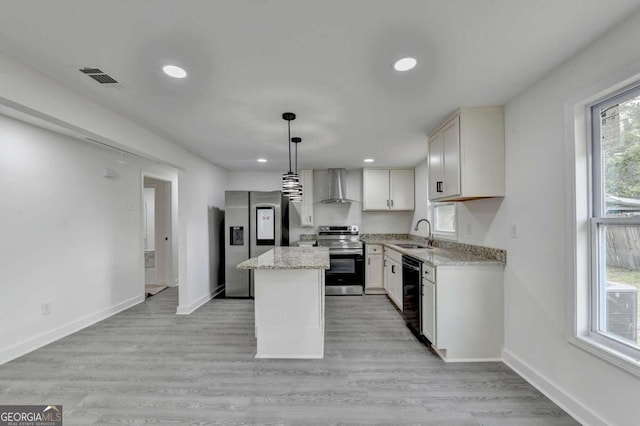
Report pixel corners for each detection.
[392,265,395,274]
[386,199,390,207]
[384,260,387,267]
[436,181,443,193]
[368,258,371,265]
[390,199,394,207]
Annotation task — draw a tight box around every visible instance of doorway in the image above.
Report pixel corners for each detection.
[143,175,175,300]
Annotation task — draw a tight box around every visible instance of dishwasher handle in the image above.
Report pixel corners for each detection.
[402,260,421,272]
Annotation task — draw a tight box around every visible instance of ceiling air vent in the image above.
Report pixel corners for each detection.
[79,67,122,87]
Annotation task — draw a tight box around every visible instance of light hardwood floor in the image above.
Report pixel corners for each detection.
[0,287,578,425]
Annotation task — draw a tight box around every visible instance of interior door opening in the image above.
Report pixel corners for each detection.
[143,175,175,302]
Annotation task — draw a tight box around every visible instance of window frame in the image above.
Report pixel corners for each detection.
[432,202,457,240]
[588,83,640,362]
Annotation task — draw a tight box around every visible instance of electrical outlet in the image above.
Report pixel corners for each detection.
[511,224,518,238]
[466,224,472,235]
[42,302,51,316]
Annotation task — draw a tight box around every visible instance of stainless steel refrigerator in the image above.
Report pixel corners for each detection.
[224,191,289,297]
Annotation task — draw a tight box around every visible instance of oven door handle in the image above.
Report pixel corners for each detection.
[330,249,364,255]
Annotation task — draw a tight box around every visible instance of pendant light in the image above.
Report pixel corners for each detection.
[289,137,303,202]
[281,112,300,197]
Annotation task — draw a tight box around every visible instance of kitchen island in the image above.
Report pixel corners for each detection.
[237,247,330,359]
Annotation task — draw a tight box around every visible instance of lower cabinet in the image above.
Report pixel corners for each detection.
[379,243,504,362]
[383,248,403,310]
[365,244,384,294]
[421,266,436,343]
[424,264,504,362]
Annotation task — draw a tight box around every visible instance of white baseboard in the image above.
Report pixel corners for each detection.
[255,354,324,359]
[503,349,606,426]
[0,294,144,365]
[175,285,224,315]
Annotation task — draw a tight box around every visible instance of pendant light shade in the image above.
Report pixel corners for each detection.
[281,113,303,201]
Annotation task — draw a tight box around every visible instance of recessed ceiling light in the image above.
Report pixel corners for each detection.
[162,65,187,79]
[364,158,375,163]
[257,158,267,163]
[393,57,417,72]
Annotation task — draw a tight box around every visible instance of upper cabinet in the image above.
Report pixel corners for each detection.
[362,168,415,211]
[428,107,504,202]
[300,169,314,227]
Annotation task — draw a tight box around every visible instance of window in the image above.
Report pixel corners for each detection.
[433,202,457,239]
[590,84,640,360]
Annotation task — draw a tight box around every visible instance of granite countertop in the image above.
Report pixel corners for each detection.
[236,247,330,270]
[360,237,505,267]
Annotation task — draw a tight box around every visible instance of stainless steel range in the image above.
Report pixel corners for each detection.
[317,225,364,295]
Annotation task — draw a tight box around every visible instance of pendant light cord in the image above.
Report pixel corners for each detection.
[287,120,292,173]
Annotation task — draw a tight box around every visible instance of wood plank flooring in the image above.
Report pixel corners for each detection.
[0,287,578,425]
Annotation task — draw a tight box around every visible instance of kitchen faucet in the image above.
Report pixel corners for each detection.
[414,218,432,245]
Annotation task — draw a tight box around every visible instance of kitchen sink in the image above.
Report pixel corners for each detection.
[394,243,432,249]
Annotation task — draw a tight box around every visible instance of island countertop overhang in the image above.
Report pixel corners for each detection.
[236,247,330,270]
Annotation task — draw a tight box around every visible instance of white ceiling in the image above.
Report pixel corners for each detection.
[1,0,639,171]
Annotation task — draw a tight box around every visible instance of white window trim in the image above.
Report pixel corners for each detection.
[432,202,457,241]
[565,66,640,378]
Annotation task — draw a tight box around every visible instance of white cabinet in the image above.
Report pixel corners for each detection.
[429,117,460,198]
[300,169,313,227]
[421,265,436,344]
[425,264,504,362]
[362,169,415,211]
[390,169,414,210]
[428,107,504,201]
[362,169,389,210]
[383,248,403,310]
[365,244,384,294]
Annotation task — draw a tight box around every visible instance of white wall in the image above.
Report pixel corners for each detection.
[228,169,414,244]
[0,51,228,363]
[0,114,180,362]
[408,12,640,424]
[410,160,430,237]
[226,171,283,192]
[178,160,226,314]
[406,11,640,426]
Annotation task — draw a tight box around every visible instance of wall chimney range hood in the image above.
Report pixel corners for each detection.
[321,168,355,204]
